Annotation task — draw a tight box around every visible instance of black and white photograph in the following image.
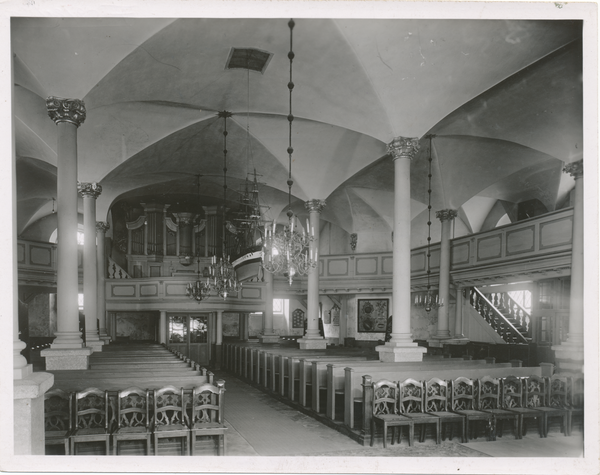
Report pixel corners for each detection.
[1,1,598,474]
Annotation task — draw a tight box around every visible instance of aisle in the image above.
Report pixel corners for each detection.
[213,370,487,457]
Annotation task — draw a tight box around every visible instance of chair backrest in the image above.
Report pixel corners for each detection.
[563,373,584,409]
[372,379,399,416]
[424,377,450,412]
[117,387,150,430]
[548,375,570,408]
[73,387,109,431]
[524,375,547,408]
[44,388,72,433]
[450,377,477,411]
[398,378,425,414]
[153,386,187,427]
[478,376,501,410]
[190,380,225,425]
[501,375,525,409]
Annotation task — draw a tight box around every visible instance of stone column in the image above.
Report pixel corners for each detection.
[377,137,426,362]
[553,159,584,372]
[96,222,111,343]
[338,295,348,346]
[298,199,327,350]
[159,310,167,344]
[259,267,279,343]
[79,182,104,352]
[433,209,457,340]
[454,287,465,338]
[215,310,223,370]
[240,313,249,341]
[42,97,92,369]
[10,131,54,453]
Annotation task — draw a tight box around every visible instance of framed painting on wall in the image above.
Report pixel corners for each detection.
[357,299,389,333]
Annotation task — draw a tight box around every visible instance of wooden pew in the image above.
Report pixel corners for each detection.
[345,364,542,430]
[325,359,485,422]
[305,357,369,412]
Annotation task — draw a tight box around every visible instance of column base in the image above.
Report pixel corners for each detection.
[41,347,93,370]
[376,342,427,362]
[443,337,470,346]
[297,337,327,350]
[86,339,105,352]
[552,341,584,373]
[50,331,84,349]
[99,330,112,344]
[14,371,54,455]
[431,331,452,340]
[258,334,280,344]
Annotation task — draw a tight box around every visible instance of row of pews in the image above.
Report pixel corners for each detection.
[45,342,225,456]
[221,341,562,445]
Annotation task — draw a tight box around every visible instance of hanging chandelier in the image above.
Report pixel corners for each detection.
[186,257,211,302]
[186,175,211,302]
[210,110,242,299]
[415,134,444,313]
[262,19,317,285]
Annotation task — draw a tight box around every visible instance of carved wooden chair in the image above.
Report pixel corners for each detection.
[112,387,152,455]
[565,373,584,435]
[398,378,441,444]
[370,379,414,448]
[44,388,72,455]
[189,380,228,455]
[450,377,494,441]
[424,378,466,443]
[501,375,543,438]
[533,375,570,437]
[477,376,519,440]
[70,387,111,455]
[152,386,190,455]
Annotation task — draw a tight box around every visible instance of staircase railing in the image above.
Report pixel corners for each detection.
[468,287,529,344]
[108,257,130,279]
[484,291,531,339]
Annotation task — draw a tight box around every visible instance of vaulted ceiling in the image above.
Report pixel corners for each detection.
[12,17,583,251]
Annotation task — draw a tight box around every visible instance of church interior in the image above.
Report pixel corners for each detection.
[6,6,598,473]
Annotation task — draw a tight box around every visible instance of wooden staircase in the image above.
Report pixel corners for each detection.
[468,287,532,345]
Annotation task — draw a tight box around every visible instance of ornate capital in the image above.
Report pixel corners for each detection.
[176,212,194,226]
[563,159,583,179]
[77,182,102,199]
[46,96,86,127]
[436,209,458,222]
[387,136,420,161]
[96,222,110,233]
[305,199,326,213]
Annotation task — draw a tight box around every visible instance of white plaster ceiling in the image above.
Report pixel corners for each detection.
[12,17,583,245]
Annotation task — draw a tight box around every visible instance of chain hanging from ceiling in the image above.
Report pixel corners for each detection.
[209,111,242,299]
[262,19,317,285]
[415,134,444,313]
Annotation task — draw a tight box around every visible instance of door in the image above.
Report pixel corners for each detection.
[168,313,210,365]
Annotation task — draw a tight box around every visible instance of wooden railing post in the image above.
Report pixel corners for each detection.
[359,375,373,446]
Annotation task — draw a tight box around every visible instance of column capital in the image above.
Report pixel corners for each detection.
[176,212,195,225]
[305,199,326,213]
[46,96,86,127]
[563,159,583,179]
[436,209,458,222]
[387,136,420,161]
[77,182,102,199]
[96,221,110,233]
